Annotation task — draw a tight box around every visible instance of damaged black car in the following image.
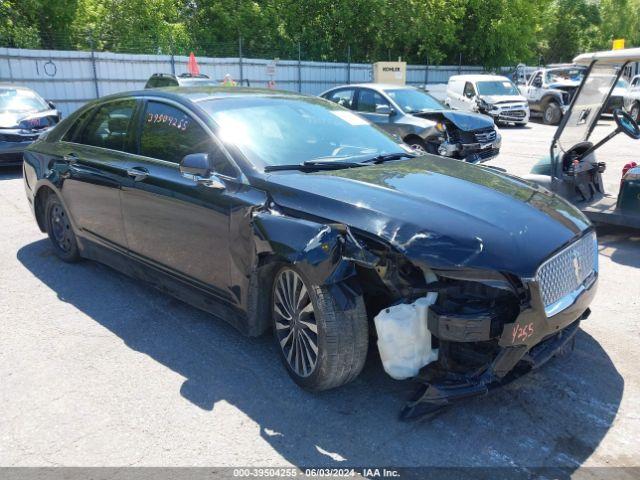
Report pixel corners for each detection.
[23,88,597,419]
[1,84,60,166]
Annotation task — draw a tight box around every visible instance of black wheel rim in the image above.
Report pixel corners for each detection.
[50,204,73,253]
[273,269,318,377]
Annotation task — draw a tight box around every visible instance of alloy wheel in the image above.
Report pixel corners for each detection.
[50,204,73,253]
[273,268,318,377]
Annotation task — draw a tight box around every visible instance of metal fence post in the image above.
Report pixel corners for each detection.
[89,32,100,99]
[238,36,244,84]
[170,39,176,75]
[423,56,429,86]
[297,42,302,93]
[347,45,351,84]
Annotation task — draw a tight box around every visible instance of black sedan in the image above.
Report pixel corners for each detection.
[1,84,60,165]
[23,87,597,418]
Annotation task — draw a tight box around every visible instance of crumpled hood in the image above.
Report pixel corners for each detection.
[0,109,57,129]
[265,156,590,278]
[414,110,494,131]
[479,94,527,105]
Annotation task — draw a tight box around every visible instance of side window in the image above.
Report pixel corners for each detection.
[325,89,355,109]
[532,73,543,87]
[631,77,639,88]
[77,100,136,152]
[463,82,476,98]
[356,89,389,113]
[62,107,96,142]
[140,101,237,177]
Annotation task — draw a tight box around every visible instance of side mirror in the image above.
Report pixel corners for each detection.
[465,91,474,99]
[180,153,225,190]
[376,104,392,115]
[47,101,56,110]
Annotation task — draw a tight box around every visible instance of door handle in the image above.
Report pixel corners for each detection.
[126,167,149,181]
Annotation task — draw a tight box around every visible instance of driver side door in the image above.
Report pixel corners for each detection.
[354,88,402,137]
[119,99,239,302]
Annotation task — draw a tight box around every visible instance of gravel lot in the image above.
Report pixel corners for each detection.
[1,119,639,472]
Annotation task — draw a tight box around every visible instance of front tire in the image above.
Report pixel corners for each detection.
[45,194,80,262]
[543,101,562,125]
[630,102,640,123]
[271,265,368,391]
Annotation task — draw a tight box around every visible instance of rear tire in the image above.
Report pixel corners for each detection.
[45,194,80,262]
[271,265,368,391]
[543,101,562,125]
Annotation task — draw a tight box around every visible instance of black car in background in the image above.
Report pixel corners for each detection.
[23,87,596,418]
[0,84,60,165]
[320,83,501,162]
[144,73,219,88]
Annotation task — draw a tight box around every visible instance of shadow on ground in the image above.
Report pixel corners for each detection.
[597,225,640,268]
[17,239,623,470]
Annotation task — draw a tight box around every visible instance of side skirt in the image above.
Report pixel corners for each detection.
[78,237,251,335]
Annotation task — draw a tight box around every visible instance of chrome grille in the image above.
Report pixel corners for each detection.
[474,130,497,143]
[536,232,598,314]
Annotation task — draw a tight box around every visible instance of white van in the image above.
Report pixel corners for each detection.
[446,74,530,125]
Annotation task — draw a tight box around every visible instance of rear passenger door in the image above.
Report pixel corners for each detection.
[57,99,138,249]
[119,99,238,299]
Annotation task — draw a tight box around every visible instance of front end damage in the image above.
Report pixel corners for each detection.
[247,205,597,420]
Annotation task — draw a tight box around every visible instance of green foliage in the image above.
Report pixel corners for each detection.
[0,0,636,66]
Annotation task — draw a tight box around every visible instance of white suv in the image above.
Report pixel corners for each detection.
[446,74,529,126]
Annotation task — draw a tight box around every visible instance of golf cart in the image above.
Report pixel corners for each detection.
[527,48,640,228]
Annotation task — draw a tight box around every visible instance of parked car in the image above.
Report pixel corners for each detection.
[519,65,586,124]
[23,87,597,419]
[624,74,640,121]
[604,78,629,114]
[320,83,501,162]
[445,74,530,126]
[0,84,60,166]
[144,73,219,88]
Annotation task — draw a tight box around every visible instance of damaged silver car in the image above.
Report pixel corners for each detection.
[23,87,598,419]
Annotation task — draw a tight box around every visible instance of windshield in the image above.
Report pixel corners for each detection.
[384,88,444,113]
[201,96,406,168]
[556,62,621,152]
[476,80,520,96]
[545,67,585,85]
[0,88,49,114]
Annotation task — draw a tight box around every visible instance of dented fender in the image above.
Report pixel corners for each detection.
[251,211,376,309]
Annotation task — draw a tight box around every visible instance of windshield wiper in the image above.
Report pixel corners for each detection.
[359,152,416,164]
[264,159,366,172]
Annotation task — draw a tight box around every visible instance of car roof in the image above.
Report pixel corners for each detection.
[448,74,512,82]
[327,83,417,92]
[92,86,306,106]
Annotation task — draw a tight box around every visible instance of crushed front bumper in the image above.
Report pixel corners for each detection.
[401,274,597,420]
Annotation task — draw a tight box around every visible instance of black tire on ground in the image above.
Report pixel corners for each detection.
[45,194,80,262]
[271,265,368,391]
[630,102,640,123]
[543,101,562,125]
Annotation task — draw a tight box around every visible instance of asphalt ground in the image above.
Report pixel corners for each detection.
[0,118,639,473]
